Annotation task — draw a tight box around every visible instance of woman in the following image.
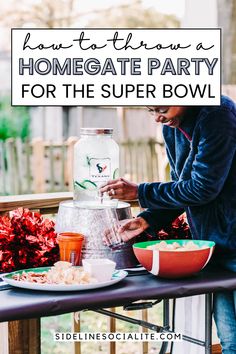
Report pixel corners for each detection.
[100,97,236,354]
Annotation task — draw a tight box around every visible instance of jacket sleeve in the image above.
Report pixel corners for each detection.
[138,208,184,231]
[138,110,236,209]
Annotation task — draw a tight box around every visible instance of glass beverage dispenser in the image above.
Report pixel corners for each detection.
[73,128,119,201]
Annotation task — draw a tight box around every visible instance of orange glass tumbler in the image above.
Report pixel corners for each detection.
[57,232,84,266]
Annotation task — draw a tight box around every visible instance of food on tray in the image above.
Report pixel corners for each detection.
[13,271,48,284]
[12,261,98,285]
[146,240,209,251]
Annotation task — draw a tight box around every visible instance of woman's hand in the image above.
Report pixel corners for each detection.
[103,217,149,245]
[118,217,150,242]
[100,177,138,200]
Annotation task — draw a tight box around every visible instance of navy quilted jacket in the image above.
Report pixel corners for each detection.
[139,96,236,254]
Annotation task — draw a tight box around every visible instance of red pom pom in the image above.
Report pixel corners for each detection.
[156,213,191,240]
[0,208,59,272]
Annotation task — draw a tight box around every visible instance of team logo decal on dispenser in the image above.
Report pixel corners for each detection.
[89,158,111,181]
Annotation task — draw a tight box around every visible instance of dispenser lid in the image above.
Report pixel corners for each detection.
[80,128,113,135]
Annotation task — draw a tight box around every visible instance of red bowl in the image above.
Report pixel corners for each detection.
[133,240,215,279]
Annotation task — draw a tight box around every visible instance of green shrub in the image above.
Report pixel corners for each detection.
[0,96,30,140]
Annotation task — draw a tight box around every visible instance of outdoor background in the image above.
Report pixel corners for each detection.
[0,1,236,354]
[0,0,236,196]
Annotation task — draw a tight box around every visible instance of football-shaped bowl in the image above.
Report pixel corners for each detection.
[133,239,215,278]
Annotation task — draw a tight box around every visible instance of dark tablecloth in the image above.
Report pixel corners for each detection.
[1,266,236,322]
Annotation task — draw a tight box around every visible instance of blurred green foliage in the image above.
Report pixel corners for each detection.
[0,97,30,140]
